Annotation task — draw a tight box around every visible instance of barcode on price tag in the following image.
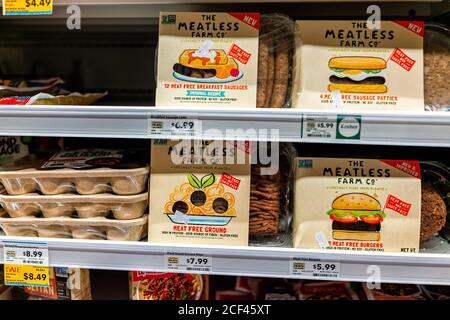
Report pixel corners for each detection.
[149,117,200,138]
[290,257,340,280]
[302,114,336,140]
[3,241,49,287]
[165,252,212,273]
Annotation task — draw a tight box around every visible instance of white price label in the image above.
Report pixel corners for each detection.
[290,257,340,280]
[150,117,199,138]
[165,252,212,273]
[3,241,49,266]
[302,114,336,140]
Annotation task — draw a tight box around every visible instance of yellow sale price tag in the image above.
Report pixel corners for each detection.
[2,0,53,15]
[4,264,50,286]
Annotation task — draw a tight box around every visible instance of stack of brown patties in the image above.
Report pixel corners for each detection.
[249,165,281,235]
[257,14,293,108]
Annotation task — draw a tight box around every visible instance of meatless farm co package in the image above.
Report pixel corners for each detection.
[294,158,421,252]
[292,21,424,111]
[149,140,251,246]
[156,12,260,108]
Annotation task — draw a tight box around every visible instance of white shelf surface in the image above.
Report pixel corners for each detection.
[1,236,450,285]
[1,105,450,147]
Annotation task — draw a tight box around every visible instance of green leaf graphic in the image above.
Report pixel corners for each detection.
[187,174,201,189]
[201,173,216,188]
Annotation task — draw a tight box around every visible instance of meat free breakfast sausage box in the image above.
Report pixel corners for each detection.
[292,21,424,111]
[156,12,260,108]
[149,139,251,246]
[293,158,421,252]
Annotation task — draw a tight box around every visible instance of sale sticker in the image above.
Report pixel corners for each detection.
[3,241,49,287]
[2,0,53,15]
[165,252,213,273]
[149,116,200,138]
[290,257,340,280]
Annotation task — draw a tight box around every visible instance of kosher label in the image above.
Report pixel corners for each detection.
[3,241,49,287]
[149,117,200,138]
[3,0,53,15]
[165,252,213,273]
[290,257,340,279]
[302,114,361,140]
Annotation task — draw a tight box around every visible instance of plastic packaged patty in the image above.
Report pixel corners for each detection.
[0,149,149,195]
[0,78,64,97]
[0,193,148,220]
[424,23,450,111]
[249,143,296,247]
[0,215,148,241]
[420,161,449,250]
[257,14,295,108]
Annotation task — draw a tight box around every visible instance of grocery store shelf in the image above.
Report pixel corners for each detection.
[1,236,450,285]
[1,105,450,147]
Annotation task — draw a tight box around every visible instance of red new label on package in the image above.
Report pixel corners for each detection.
[384,194,412,216]
[393,21,424,37]
[228,12,260,29]
[228,44,252,65]
[219,172,241,190]
[389,48,416,71]
[381,160,421,179]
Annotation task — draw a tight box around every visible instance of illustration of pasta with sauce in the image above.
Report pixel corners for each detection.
[164,173,236,226]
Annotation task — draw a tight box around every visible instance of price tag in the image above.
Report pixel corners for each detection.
[165,252,212,273]
[2,0,53,15]
[3,241,49,287]
[302,114,362,141]
[290,257,340,280]
[150,117,200,138]
[302,114,336,139]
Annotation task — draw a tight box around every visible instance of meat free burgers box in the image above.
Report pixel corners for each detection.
[149,139,250,246]
[292,21,424,111]
[156,12,260,108]
[293,158,421,252]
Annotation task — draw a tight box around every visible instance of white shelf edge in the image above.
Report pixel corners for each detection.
[1,105,450,147]
[1,236,450,285]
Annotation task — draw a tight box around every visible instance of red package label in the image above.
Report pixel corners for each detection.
[384,194,412,216]
[228,12,260,29]
[393,21,424,37]
[131,271,174,281]
[0,97,30,105]
[381,160,421,179]
[219,172,241,190]
[389,48,416,71]
[228,44,252,65]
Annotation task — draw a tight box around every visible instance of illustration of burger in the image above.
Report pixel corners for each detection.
[328,56,387,94]
[327,193,386,241]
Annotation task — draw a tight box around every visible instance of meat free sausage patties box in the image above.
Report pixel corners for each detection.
[292,21,424,111]
[293,158,421,252]
[149,139,251,246]
[156,12,260,108]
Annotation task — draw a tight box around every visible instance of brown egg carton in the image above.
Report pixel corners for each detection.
[0,193,148,220]
[0,215,148,241]
[0,154,149,195]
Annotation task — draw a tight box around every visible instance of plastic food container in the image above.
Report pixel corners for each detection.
[420,161,450,251]
[257,14,295,108]
[0,153,149,195]
[424,23,450,111]
[0,193,148,220]
[249,143,296,247]
[0,215,148,241]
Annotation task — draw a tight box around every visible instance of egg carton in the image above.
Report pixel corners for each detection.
[0,154,149,195]
[0,193,148,220]
[0,215,148,241]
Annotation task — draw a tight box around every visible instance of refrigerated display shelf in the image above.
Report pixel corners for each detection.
[1,236,450,285]
[1,105,450,146]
